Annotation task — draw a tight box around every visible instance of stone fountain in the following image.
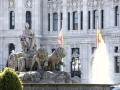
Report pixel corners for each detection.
[6,23,80,84]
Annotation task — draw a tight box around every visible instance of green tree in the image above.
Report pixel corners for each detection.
[0,67,22,90]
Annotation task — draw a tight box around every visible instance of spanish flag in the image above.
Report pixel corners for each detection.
[96,26,103,47]
[58,30,64,47]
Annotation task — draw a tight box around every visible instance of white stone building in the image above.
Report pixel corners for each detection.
[0,0,120,84]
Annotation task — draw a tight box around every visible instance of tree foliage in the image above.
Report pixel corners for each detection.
[0,67,22,90]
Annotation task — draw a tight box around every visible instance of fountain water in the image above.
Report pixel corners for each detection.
[91,40,112,84]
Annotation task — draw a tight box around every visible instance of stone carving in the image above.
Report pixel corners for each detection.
[20,23,36,53]
[31,47,65,71]
[31,48,48,70]
[47,47,66,71]
[87,0,104,8]
[7,51,24,71]
[6,23,81,84]
[48,0,63,11]
[19,71,80,84]
[25,0,32,8]
[7,23,66,72]
[9,0,15,8]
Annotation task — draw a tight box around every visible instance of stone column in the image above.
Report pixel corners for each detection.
[83,0,87,32]
[98,9,101,29]
[50,12,53,32]
[78,10,80,30]
[91,10,93,30]
[58,11,61,32]
[62,0,67,71]
[62,0,67,32]
[70,10,73,30]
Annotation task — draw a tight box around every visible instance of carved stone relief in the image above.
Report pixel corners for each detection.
[25,0,32,8]
[67,0,83,10]
[48,0,63,12]
[8,0,15,8]
[87,0,104,9]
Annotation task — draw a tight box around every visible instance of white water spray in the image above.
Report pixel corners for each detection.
[91,41,112,84]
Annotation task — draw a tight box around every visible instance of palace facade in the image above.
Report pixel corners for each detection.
[0,0,120,84]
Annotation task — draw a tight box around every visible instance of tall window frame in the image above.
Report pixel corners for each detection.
[80,11,83,30]
[10,11,15,29]
[68,12,70,30]
[8,43,15,55]
[53,13,58,31]
[26,11,32,29]
[60,13,63,29]
[88,11,91,29]
[114,56,120,73]
[71,48,81,77]
[48,13,50,31]
[73,11,78,30]
[93,10,98,29]
[101,10,104,29]
[115,6,119,26]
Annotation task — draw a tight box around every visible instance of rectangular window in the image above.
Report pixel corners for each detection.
[88,11,91,29]
[114,46,119,53]
[80,11,83,30]
[93,10,98,29]
[93,10,96,29]
[26,11,32,29]
[73,11,78,30]
[60,13,63,29]
[115,56,120,73]
[10,11,15,29]
[71,48,81,78]
[48,13,50,31]
[53,13,58,31]
[68,12,70,30]
[101,10,104,29]
[115,6,119,26]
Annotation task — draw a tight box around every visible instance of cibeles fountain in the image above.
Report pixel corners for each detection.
[6,23,81,84]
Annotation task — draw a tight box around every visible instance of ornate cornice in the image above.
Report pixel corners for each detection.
[87,0,104,9]
[48,0,63,12]
[67,0,83,10]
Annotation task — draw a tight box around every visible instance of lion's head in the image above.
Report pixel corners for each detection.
[54,47,66,59]
[36,48,48,60]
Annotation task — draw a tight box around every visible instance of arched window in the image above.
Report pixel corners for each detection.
[8,43,15,55]
[115,6,119,26]
[26,11,32,29]
[10,11,15,29]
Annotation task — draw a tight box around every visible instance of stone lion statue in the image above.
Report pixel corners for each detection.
[47,47,66,71]
[7,52,24,71]
[31,48,48,71]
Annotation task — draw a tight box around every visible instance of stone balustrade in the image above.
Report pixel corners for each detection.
[23,83,112,90]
